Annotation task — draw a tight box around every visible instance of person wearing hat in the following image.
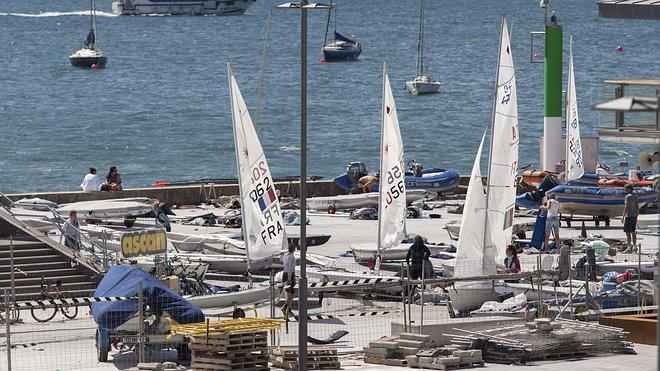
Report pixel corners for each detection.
[622,184,639,251]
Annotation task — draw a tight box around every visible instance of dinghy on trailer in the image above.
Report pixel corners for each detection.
[57,198,154,219]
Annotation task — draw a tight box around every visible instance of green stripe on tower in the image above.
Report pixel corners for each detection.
[544,25,563,117]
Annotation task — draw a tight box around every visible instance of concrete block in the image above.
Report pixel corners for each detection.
[137,363,162,371]
[395,339,426,349]
[551,322,563,329]
[369,340,399,350]
[396,346,421,356]
[434,356,461,365]
[460,355,483,363]
[467,349,482,357]
[405,355,419,367]
[418,356,435,365]
[363,347,393,357]
[451,350,471,358]
[399,332,432,343]
[416,348,444,357]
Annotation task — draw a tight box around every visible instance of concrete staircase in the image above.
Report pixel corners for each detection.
[0,238,99,302]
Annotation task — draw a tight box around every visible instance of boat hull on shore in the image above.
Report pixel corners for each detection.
[307,189,436,211]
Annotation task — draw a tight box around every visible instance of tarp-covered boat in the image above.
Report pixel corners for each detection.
[92,265,204,330]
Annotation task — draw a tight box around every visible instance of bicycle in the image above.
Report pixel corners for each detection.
[30,276,78,322]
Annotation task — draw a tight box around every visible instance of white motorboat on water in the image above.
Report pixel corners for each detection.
[306,189,436,211]
[405,0,440,95]
[112,0,253,16]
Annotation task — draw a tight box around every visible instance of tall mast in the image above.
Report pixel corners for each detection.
[565,35,572,181]
[483,17,506,272]
[323,1,332,46]
[414,0,424,77]
[375,62,387,274]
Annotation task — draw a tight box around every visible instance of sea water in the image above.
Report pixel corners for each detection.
[0,0,658,193]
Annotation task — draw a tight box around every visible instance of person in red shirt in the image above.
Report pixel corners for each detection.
[504,245,521,274]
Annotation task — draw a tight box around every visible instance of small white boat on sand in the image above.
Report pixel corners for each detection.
[176,252,274,274]
[186,282,271,309]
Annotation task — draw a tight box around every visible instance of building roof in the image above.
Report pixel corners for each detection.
[603,79,660,86]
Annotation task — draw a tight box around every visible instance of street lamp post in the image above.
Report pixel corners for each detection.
[276,2,333,370]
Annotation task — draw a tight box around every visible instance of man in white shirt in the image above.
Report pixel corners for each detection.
[282,243,297,316]
[542,194,560,250]
[80,167,101,191]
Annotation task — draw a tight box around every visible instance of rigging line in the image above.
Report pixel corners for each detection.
[254,5,272,128]
[323,0,333,46]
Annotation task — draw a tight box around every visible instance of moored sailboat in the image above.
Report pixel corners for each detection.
[69,0,107,69]
[321,1,362,62]
[405,0,440,95]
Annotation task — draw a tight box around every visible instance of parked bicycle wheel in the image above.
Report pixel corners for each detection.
[31,304,58,322]
[60,292,78,319]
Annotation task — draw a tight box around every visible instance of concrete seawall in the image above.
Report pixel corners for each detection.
[4,177,471,206]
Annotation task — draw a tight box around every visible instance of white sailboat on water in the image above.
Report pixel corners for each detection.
[69,0,107,69]
[448,17,520,311]
[405,0,440,95]
[187,64,287,308]
[565,36,585,182]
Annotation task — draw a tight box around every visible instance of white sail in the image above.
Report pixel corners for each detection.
[485,18,519,265]
[228,64,287,262]
[565,37,584,181]
[454,133,497,278]
[377,64,407,253]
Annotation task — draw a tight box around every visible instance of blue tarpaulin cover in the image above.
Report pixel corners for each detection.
[92,265,204,330]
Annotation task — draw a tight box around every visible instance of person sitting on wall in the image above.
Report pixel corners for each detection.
[106,166,122,191]
[80,167,101,191]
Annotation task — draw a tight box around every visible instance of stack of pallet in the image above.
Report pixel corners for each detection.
[406,349,484,370]
[269,346,340,370]
[188,330,269,371]
[363,332,433,366]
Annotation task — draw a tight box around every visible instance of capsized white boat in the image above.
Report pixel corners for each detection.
[350,242,450,263]
[307,186,436,211]
[176,252,274,274]
[57,198,154,219]
[186,282,271,309]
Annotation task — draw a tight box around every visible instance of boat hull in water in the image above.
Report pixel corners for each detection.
[69,48,107,69]
[323,42,362,61]
[112,0,252,15]
[405,78,440,95]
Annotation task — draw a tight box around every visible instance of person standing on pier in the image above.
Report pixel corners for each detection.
[80,167,101,191]
[63,210,82,250]
[153,202,171,232]
[542,194,560,250]
[406,235,431,280]
[281,243,297,316]
[622,184,639,251]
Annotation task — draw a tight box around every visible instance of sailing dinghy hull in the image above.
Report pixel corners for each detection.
[307,189,436,211]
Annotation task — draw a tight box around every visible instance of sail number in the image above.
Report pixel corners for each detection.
[249,161,271,202]
[385,164,404,205]
[501,82,512,105]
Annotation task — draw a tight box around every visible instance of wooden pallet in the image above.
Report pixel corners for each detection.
[269,346,340,370]
[409,361,485,370]
[190,330,270,371]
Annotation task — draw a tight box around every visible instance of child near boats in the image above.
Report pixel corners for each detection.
[106,166,122,191]
[153,202,171,232]
[63,210,82,250]
[281,243,296,316]
[542,194,560,250]
[504,245,521,274]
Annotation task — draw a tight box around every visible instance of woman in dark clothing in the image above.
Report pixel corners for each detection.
[406,235,431,280]
[106,166,122,191]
